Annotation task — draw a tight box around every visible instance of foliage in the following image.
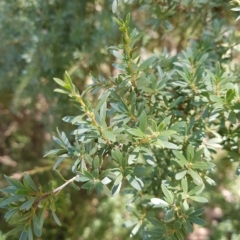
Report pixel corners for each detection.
[1,1,240,240]
[1,7,240,239]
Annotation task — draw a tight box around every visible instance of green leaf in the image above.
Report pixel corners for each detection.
[0,195,26,207]
[229,111,236,124]
[181,177,188,193]
[64,71,73,88]
[126,174,143,191]
[19,197,36,211]
[151,198,169,208]
[83,170,94,180]
[188,217,205,225]
[175,170,187,180]
[53,156,67,170]
[103,130,116,142]
[139,111,147,133]
[27,226,33,240]
[162,141,180,149]
[183,220,193,233]
[93,156,100,170]
[186,144,194,161]
[161,184,174,204]
[138,56,156,71]
[54,88,70,94]
[192,162,215,170]
[188,184,204,196]
[53,78,65,87]
[4,208,18,222]
[112,174,123,196]
[226,88,235,103]
[51,211,62,226]
[33,214,42,237]
[189,196,208,203]
[23,173,38,192]
[95,91,110,112]
[164,209,175,222]
[173,221,182,231]
[189,208,205,217]
[188,169,202,185]
[99,169,111,179]
[19,230,28,240]
[110,49,123,60]
[130,222,141,237]
[43,149,66,157]
[102,185,112,197]
[127,128,145,137]
[4,175,24,189]
[4,225,23,237]
[175,231,184,240]
[112,149,123,166]
[210,95,223,104]
[172,151,188,167]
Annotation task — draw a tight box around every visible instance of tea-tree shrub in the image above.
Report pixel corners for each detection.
[1,9,240,240]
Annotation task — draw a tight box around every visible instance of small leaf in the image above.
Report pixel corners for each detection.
[19,197,36,211]
[95,91,110,112]
[151,198,169,208]
[27,226,33,240]
[130,222,141,237]
[127,128,145,137]
[4,225,23,237]
[4,175,24,189]
[51,211,62,226]
[53,78,65,87]
[175,231,184,240]
[126,174,143,191]
[187,144,194,161]
[173,221,182,230]
[188,184,204,196]
[172,151,188,166]
[189,196,208,203]
[54,88,69,94]
[175,170,187,180]
[112,174,123,196]
[139,111,147,133]
[188,169,202,185]
[4,208,18,221]
[112,181,122,196]
[164,209,175,222]
[103,130,116,142]
[181,177,188,193]
[33,214,42,237]
[138,56,156,71]
[19,230,28,240]
[161,184,174,204]
[110,50,123,60]
[53,156,67,170]
[192,162,215,170]
[0,195,26,207]
[183,220,193,233]
[162,141,180,149]
[188,217,205,225]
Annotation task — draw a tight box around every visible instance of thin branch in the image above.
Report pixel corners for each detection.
[52,175,77,194]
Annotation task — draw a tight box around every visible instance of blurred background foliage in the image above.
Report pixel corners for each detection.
[0,0,240,239]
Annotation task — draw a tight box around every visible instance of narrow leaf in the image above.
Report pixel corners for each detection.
[51,211,62,226]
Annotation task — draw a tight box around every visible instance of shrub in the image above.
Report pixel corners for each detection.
[1,2,240,240]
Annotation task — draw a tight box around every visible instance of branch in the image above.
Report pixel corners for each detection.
[52,175,77,194]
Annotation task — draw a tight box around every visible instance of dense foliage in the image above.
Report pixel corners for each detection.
[1,1,240,240]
